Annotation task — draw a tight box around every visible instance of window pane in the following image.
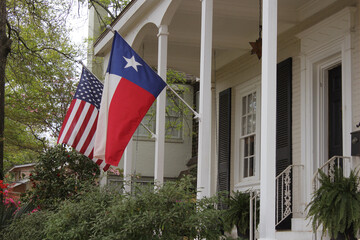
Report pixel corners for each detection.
[249,157,254,177]
[244,138,249,157]
[250,136,255,155]
[248,94,252,113]
[253,93,257,112]
[242,96,247,115]
[247,115,252,134]
[244,158,248,178]
[242,116,247,135]
[252,114,256,132]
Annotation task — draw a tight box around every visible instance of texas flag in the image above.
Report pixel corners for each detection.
[94,32,167,167]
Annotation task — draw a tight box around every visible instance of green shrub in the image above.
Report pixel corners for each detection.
[223,190,259,239]
[44,185,120,240]
[23,145,100,209]
[1,210,50,240]
[307,169,360,239]
[3,177,225,240]
[45,177,224,240]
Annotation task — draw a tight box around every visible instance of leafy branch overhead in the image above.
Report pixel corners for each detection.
[1,0,131,172]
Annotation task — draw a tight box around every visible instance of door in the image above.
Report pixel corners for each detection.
[328,65,343,158]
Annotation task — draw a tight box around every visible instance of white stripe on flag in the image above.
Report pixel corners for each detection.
[85,133,96,157]
[94,73,121,161]
[75,108,98,152]
[67,103,91,146]
[58,99,82,144]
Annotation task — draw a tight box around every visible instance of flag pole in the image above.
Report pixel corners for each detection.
[140,122,156,139]
[166,84,200,120]
[105,25,200,120]
[76,60,104,83]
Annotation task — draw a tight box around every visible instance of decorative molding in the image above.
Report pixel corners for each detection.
[296,7,356,54]
[297,0,337,22]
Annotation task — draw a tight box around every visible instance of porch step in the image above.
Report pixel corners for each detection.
[276,230,313,240]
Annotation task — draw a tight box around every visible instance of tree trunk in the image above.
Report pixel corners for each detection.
[0,0,12,182]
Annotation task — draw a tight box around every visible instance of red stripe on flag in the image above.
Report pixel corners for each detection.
[57,99,76,144]
[62,101,86,144]
[105,79,155,166]
[103,164,110,172]
[80,115,98,155]
[72,104,96,149]
[88,149,94,160]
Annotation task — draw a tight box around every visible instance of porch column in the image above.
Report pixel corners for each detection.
[123,139,133,193]
[259,0,277,239]
[197,0,213,199]
[154,24,168,185]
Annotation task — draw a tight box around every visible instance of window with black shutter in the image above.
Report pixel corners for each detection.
[218,88,231,208]
[275,57,293,230]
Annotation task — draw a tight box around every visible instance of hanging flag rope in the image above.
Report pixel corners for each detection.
[57,66,110,171]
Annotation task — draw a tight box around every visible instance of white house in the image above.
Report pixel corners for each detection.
[93,0,360,239]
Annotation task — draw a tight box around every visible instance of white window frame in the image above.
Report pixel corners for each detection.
[234,76,261,191]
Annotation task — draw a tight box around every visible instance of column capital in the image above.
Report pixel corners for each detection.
[157,25,169,37]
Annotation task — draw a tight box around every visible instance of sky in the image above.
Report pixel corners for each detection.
[67,2,89,57]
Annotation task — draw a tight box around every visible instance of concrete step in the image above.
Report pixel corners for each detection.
[276,230,313,240]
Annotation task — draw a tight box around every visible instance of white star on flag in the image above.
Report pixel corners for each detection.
[123,55,142,72]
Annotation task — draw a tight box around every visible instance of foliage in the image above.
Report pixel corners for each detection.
[3,0,83,170]
[140,69,195,139]
[1,210,50,240]
[223,190,259,238]
[23,145,100,210]
[0,179,37,232]
[16,176,224,240]
[85,0,131,29]
[306,169,360,239]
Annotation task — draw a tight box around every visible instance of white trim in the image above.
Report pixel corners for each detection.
[154,24,168,186]
[298,7,355,209]
[234,77,261,192]
[259,0,277,238]
[197,0,213,199]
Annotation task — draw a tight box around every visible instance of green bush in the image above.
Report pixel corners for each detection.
[23,145,100,209]
[1,210,50,240]
[307,169,360,239]
[223,190,259,239]
[47,177,223,240]
[3,177,225,240]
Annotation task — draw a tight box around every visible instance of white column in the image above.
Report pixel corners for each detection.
[123,140,133,193]
[197,0,213,199]
[154,25,168,186]
[342,31,353,177]
[259,0,277,239]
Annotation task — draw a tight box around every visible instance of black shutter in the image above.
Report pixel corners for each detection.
[218,88,231,209]
[275,58,292,230]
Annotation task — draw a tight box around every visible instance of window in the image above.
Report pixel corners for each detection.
[136,90,184,140]
[241,92,256,178]
[234,77,260,189]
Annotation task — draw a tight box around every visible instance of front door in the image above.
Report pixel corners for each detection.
[328,65,343,158]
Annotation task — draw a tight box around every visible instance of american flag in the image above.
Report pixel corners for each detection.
[57,67,110,171]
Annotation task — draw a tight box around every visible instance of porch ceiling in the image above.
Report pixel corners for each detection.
[140,0,326,77]
[95,0,339,77]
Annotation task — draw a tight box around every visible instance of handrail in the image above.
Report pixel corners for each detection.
[249,190,260,240]
[275,164,303,227]
[312,156,351,192]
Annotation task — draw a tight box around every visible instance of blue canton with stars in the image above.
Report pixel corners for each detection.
[74,68,103,110]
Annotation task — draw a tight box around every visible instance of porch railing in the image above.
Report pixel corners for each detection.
[249,190,260,240]
[275,165,292,227]
[312,156,351,192]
